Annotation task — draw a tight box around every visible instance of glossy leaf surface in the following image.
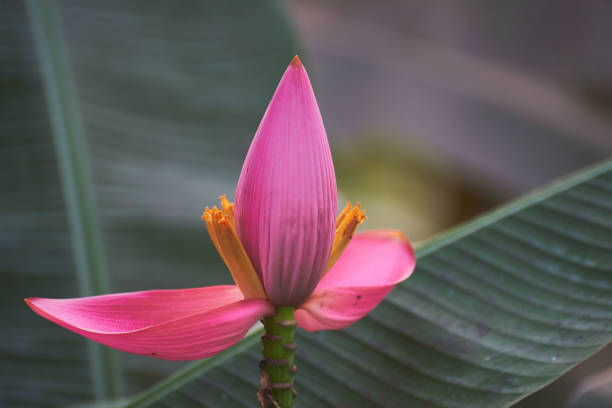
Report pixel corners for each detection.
[125,161,612,408]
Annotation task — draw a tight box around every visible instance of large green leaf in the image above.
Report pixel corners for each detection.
[1,1,295,406]
[123,160,612,407]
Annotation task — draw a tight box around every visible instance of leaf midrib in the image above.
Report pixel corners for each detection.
[414,158,612,257]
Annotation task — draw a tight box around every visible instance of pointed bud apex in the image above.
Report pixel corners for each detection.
[235,58,337,306]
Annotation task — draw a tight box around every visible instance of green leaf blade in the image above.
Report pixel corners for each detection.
[125,160,612,408]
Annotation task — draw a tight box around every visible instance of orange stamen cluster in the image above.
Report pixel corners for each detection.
[202,196,267,299]
[326,202,366,272]
[203,198,365,297]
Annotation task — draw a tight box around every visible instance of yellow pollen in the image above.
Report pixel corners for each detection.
[202,197,267,299]
[325,202,366,273]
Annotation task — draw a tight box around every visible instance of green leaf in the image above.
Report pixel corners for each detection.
[26,0,121,399]
[123,160,612,408]
[1,1,294,406]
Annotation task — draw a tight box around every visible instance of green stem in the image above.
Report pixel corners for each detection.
[260,306,297,408]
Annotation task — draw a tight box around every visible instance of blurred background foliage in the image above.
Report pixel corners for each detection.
[1,0,611,407]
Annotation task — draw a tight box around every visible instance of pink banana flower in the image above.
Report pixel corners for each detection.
[25,56,415,363]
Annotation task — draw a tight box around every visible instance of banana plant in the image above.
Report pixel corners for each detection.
[2,1,611,407]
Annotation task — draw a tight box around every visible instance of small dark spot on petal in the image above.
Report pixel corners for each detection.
[356,295,362,300]
[151,352,158,356]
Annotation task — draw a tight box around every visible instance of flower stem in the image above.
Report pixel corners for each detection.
[259,306,297,408]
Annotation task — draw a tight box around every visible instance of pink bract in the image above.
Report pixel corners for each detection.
[26,286,273,360]
[235,56,337,306]
[26,231,413,360]
[295,230,415,331]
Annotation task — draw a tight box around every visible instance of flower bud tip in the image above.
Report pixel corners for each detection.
[290,55,302,68]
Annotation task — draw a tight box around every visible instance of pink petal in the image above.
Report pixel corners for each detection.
[26,285,274,360]
[235,56,337,306]
[295,230,415,331]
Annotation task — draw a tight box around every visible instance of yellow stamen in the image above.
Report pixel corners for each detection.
[220,195,234,225]
[325,202,366,272]
[202,196,267,299]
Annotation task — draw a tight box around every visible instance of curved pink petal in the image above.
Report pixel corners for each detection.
[26,285,274,360]
[296,230,415,331]
[235,56,337,306]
